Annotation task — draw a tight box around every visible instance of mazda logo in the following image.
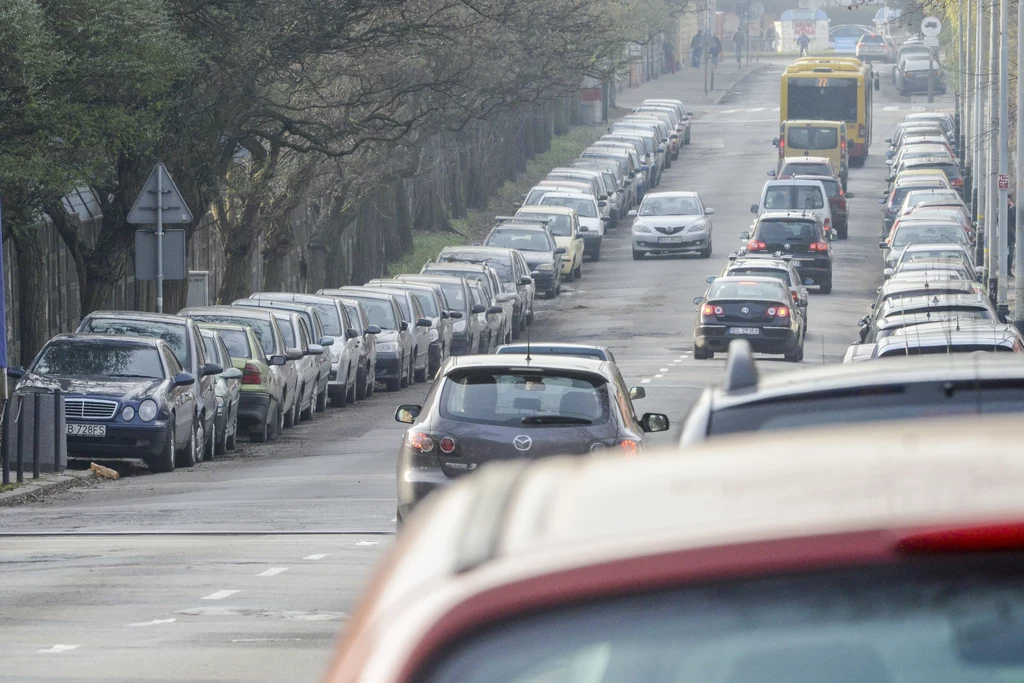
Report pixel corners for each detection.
[784,243,792,250]
[741,306,750,314]
[513,435,533,451]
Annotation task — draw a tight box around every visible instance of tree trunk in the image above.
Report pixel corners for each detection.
[8,224,50,366]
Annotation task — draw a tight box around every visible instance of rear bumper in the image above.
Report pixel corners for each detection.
[695,324,800,353]
[582,235,603,253]
[66,421,171,459]
[238,392,271,429]
[850,141,867,160]
[792,260,832,285]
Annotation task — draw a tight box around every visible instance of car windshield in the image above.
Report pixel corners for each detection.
[763,186,824,210]
[487,229,552,252]
[424,561,1024,683]
[783,162,832,177]
[352,298,398,330]
[188,315,275,356]
[756,220,819,242]
[518,212,572,237]
[307,303,342,336]
[439,370,610,426]
[892,226,966,248]
[80,318,189,367]
[215,329,253,359]
[439,255,512,282]
[709,280,787,300]
[540,195,597,218]
[639,196,701,216]
[786,127,838,150]
[34,341,164,379]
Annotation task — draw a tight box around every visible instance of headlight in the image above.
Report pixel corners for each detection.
[120,405,135,421]
[686,223,705,232]
[376,341,400,353]
[429,328,439,342]
[633,224,652,234]
[536,263,555,272]
[453,320,467,333]
[138,400,158,422]
[330,348,341,362]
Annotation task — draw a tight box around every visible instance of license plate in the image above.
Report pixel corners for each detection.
[67,424,106,437]
[728,327,761,335]
[790,260,802,267]
[659,236,683,244]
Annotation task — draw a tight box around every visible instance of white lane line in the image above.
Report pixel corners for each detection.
[39,645,79,654]
[655,374,664,379]
[720,108,741,114]
[202,590,240,600]
[356,541,379,547]
[130,618,176,627]
[671,362,680,365]
[659,368,668,372]
[304,554,329,560]
[772,107,781,112]
[233,638,303,643]
[748,107,766,112]
[883,105,899,111]
[640,378,651,384]
[911,106,926,112]
[258,567,289,577]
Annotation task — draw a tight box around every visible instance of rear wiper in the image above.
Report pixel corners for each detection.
[520,415,593,425]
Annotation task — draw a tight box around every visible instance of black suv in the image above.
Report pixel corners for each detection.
[740,212,834,293]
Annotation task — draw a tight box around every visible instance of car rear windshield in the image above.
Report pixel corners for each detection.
[215,329,253,360]
[189,315,274,356]
[487,229,553,252]
[763,186,824,210]
[755,220,820,242]
[786,127,838,150]
[540,195,597,218]
[439,370,610,427]
[878,344,1016,357]
[639,196,701,216]
[728,267,793,286]
[422,558,1024,683]
[81,318,189,368]
[439,255,513,283]
[517,212,572,237]
[709,280,788,300]
[34,342,164,379]
[859,34,885,44]
[892,225,966,248]
[783,162,832,177]
[350,298,398,330]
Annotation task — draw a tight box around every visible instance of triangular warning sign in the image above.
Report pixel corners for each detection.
[126,162,194,225]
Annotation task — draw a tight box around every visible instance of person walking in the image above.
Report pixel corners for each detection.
[691,30,704,67]
[733,27,745,67]
[709,33,722,66]
[765,25,777,52]
[797,32,811,57]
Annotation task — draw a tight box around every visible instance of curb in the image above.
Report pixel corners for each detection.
[0,470,95,506]
[713,63,770,106]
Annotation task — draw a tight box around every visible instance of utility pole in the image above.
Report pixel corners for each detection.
[1015,0,1024,325]
[986,3,998,301]
[996,0,1009,315]
[973,0,985,265]
[957,0,965,161]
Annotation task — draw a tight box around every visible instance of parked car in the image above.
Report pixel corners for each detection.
[336,298,379,398]
[392,275,482,355]
[196,322,286,443]
[421,261,513,346]
[435,245,534,333]
[197,328,243,456]
[393,354,668,522]
[485,220,565,299]
[514,205,585,281]
[13,334,200,472]
[367,279,454,377]
[77,311,220,465]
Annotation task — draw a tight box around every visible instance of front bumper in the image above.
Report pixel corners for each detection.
[66,421,171,459]
[375,353,403,380]
[560,256,575,275]
[695,324,800,354]
[531,271,557,291]
[633,230,708,255]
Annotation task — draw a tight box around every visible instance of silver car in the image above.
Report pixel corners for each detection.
[629,191,715,260]
[198,328,243,456]
[338,298,380,399]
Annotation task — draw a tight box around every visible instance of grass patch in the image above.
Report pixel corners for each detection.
[0,482,20,494]
[388,123,605,275]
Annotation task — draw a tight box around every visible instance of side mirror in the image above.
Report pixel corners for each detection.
[750,204,758,214]
[885,138,893,144]
[767,169,777,177]
[395,404,422,424]
[629,386,646,400]
[845,192,855,198]
[305,344,325,356]
[692,296,703,305]
[472,304,487,314]
[417,318,432,328]
[7,366,25,380]
[487,305,503,315]
[286,348,304,361]
[640,413,670,433]
[886,150,893,159]
[440,310,450,319]
[601,216,611,223]
[345,329,359,340]
[879,241,889,249]
[885,160,893,166]
[400,320,409,331]
[829,231,837,241]
[706,276,716,283]
[627,209,638,217]
[579,226,589,232]
[518,276,532,286]
[705,207,715,215]
[772,137,780,148]
[448,310,464,319]
[269,355,287,366]
[599,195,608,201]
[173,372,196,387]
[201,362,224,377]
[365,325,382,336]
[883,267,895,278]
[598,200,607,208]
[555,247,567,254]
[878,198,886,205]
[740,231,751,240]
[319,336,335,347]
[221,367,243,380]
[858,316,869,328]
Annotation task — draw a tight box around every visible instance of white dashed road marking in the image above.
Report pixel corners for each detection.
[641,379,651,384]
[655,374,664,379]
[883,105,899,111]
[911,106,926,112]
[202,590,240,600]
[258,568,289,577]
[659,368,668,372]
[39,645,79,654]
[304,554,329,560]
[355,541,379,547]
[130,619,176,627]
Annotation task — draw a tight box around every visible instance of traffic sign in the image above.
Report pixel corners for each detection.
[999,174,1010,190]
[127,162,194,225]
[921,16,942,37]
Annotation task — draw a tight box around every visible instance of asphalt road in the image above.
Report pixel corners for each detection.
[0,66,954,682]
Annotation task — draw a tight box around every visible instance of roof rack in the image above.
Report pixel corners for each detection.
[723,340,759,393]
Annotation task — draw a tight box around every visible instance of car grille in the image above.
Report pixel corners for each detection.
[655,226,686,235]
[65,399,118,421]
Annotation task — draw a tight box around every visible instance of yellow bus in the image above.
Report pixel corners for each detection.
[780,58,875,166]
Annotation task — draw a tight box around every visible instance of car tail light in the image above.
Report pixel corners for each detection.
[702,304,724,316]
[619,439,639,456]
[242,362,262,385]
[747,239,767,251]
[809,241,829,251]
[896,522,1024,553]
[951,177,963,187]
[823,217,832,232]
[776,305,790,317]
[841,138,846,152]
[778,138,784,156]
[791,290,799,303]
[438,436,457,454]
[408,431,435,453]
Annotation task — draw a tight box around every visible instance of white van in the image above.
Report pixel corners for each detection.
[750,179,835,236]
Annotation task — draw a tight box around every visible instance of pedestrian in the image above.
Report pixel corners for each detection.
[1008,195,1016,276]
[733,27,746,66]
[797,32,811,57]
[691,30,704,67]
[765,25,777,52]
[710,34,722,66]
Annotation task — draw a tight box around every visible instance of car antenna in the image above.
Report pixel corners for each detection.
[525,323,532,364]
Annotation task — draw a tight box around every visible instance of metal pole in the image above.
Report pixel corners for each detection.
[16,395,25,483]
[957,0,965,155]
[927,50,934,103]
[987,3,998,300]
[31,394,40,479]
[996,0,1009,314]
[974,0,985,262]
[1,399,8,486]
[156,167,164,314]
[1015,0,1024,324]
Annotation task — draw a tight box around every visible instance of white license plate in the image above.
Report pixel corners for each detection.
[790,260,802,267]
[658,236,683,244]
[728,327,761,335]
[67,424,106,437]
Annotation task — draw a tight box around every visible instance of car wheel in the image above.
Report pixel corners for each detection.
[149,423,176,473]
[819,278,833,294]
[784,343,802,363]
[837,223,848,240]
[355,367,368,400]
[700,238,712,259]
[226,413,237,451]
[632,249,643,261]
[386,377,401,392]
[693,343,713,360]
[685,131,691,145]
[401,354,411,387]
[252,403,271,443]
[546,289,556,299]
[346,373,358,403]
[177,417,198,468]
[268,401,284,441]
[300,386,314,421]
[205,419,216,460]
[366,367,375,397]
[565,265,575,282]
[415,358,428,383]
[215,415,229,456]
[330,383,347,407]
[574,261,582,279]
[591,246,601,262]
[315,384,328,412]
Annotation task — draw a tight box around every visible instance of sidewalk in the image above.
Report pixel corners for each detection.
[0,469,94,506]
[614,58,779,112]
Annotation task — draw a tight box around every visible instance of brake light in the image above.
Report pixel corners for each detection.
[619,439,639,456]
[776,305,790,318]
[841,138,846,151]
[809,241,829,251]
[791,290,799,302]
[408,431,435,453]
[778,137,784,156]
[837,196,847,210]
[823,217,832,231]
[951,177,963,187]
[747,240,767,251]
[439,436,457,454]
[242,362,262,385]
[896,523,1024,553]
[702,304,724,317]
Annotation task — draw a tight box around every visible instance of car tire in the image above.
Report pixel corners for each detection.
[330,383,347,407]
[632,249,643,261]
[700,239,712,259]
[177,418,199,468]
[316,384,328,412]
[356,367,368,400]
[205,420,216,461]
[574,261,582,279]
[565,265,575,282]
[837,223,848,239]
[415,361,428,383]
[226,415,237,451]
[399,355,410,388]
[252,403,271,443]
[283,391,297,428]
[300,390,314,421]
[819,278,833,294]
[546,289,556,299]
[591,246,601,262]
[347,374,358,403]
[693,344,713,360]
[215,417,229,456]
[149,424,176,473]
[268,402,284,441]
[784,343,802,363]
